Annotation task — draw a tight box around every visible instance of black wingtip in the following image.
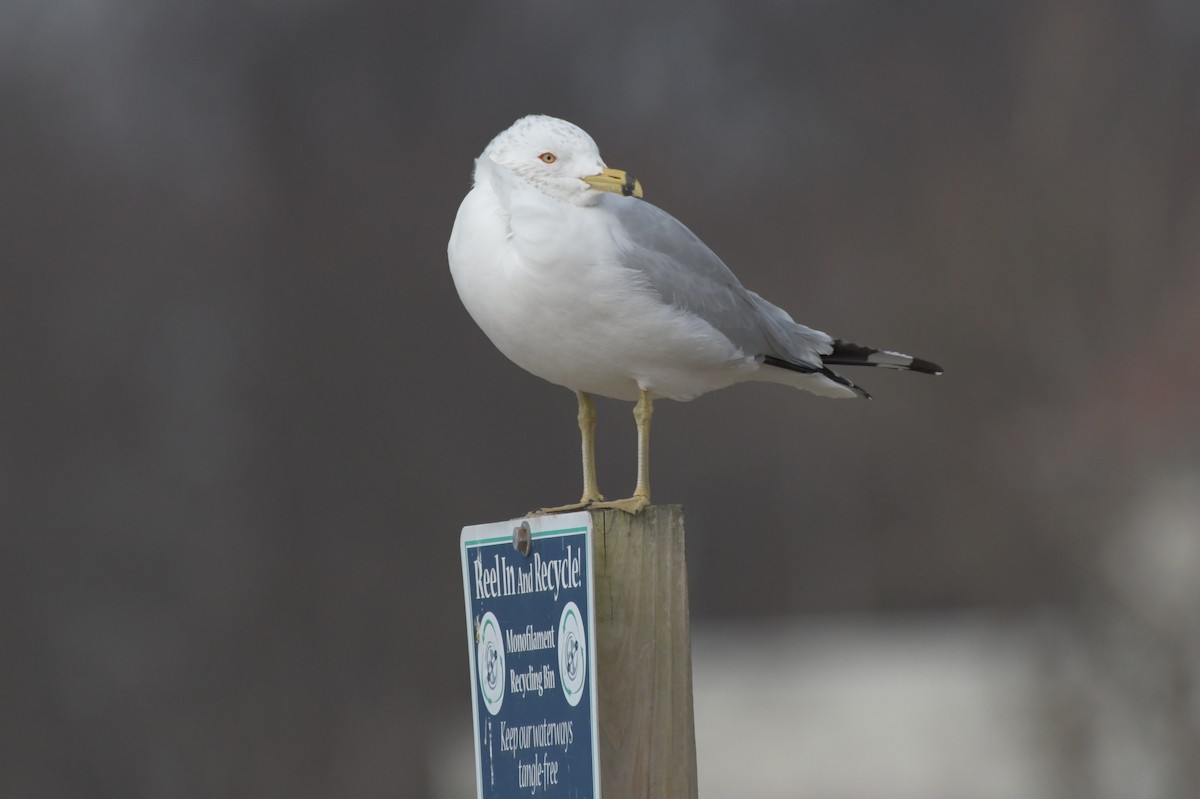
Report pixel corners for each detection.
[825,339,943,376]
[908,357,943,376]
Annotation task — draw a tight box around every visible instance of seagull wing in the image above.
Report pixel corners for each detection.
[600,195,833,370]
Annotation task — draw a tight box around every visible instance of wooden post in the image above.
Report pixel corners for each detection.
[591,505,698,799]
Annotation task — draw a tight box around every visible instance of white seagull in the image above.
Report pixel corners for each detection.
[448,115,941,514]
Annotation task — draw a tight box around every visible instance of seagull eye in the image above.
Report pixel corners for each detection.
[539,152,557,164]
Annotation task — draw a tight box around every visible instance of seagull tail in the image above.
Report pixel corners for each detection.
[821,340,943,376]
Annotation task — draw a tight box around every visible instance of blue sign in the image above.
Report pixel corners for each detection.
[461,512,601,799]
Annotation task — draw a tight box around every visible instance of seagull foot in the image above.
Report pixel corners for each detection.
[586,495,650,515]
[526,496,649,516]
[527,495,605,517]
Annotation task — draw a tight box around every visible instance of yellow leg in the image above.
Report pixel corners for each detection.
[588,389,652,515]
[531,391,606,516]
[577,392,604,503]
[532,390,653,517]
[631,390,652,502]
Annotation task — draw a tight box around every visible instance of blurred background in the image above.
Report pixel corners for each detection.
[4,0,1199,796]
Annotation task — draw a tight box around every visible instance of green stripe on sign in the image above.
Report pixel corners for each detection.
[533,526,587,538]
[467,535,512,546]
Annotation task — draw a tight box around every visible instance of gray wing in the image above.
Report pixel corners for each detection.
[600,194,832,368]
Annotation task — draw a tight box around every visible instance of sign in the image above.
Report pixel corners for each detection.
[461,511,601,799]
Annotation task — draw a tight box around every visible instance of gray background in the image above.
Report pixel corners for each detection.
[4,0,1198,796]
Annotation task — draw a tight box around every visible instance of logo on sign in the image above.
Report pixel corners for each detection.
[558,601,587,707]
[477,611,506,715]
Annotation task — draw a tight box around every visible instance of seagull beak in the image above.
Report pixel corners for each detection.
[581,168,644,199]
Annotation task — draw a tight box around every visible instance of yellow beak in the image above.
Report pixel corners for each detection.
[581,167,644,199]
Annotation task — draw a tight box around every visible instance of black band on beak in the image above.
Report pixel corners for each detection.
[621,173,638,197]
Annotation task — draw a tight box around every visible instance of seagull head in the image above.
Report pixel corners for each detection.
[479,115,644,207]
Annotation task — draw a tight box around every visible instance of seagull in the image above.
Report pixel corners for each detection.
[447,115,941,514]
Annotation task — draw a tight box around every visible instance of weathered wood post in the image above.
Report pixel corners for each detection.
[592,505,698,799]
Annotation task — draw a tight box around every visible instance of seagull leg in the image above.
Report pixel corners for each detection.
[530,391,606,515]
[631,390,653,503]
[590,389,652,515]
[576,391,604,504]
